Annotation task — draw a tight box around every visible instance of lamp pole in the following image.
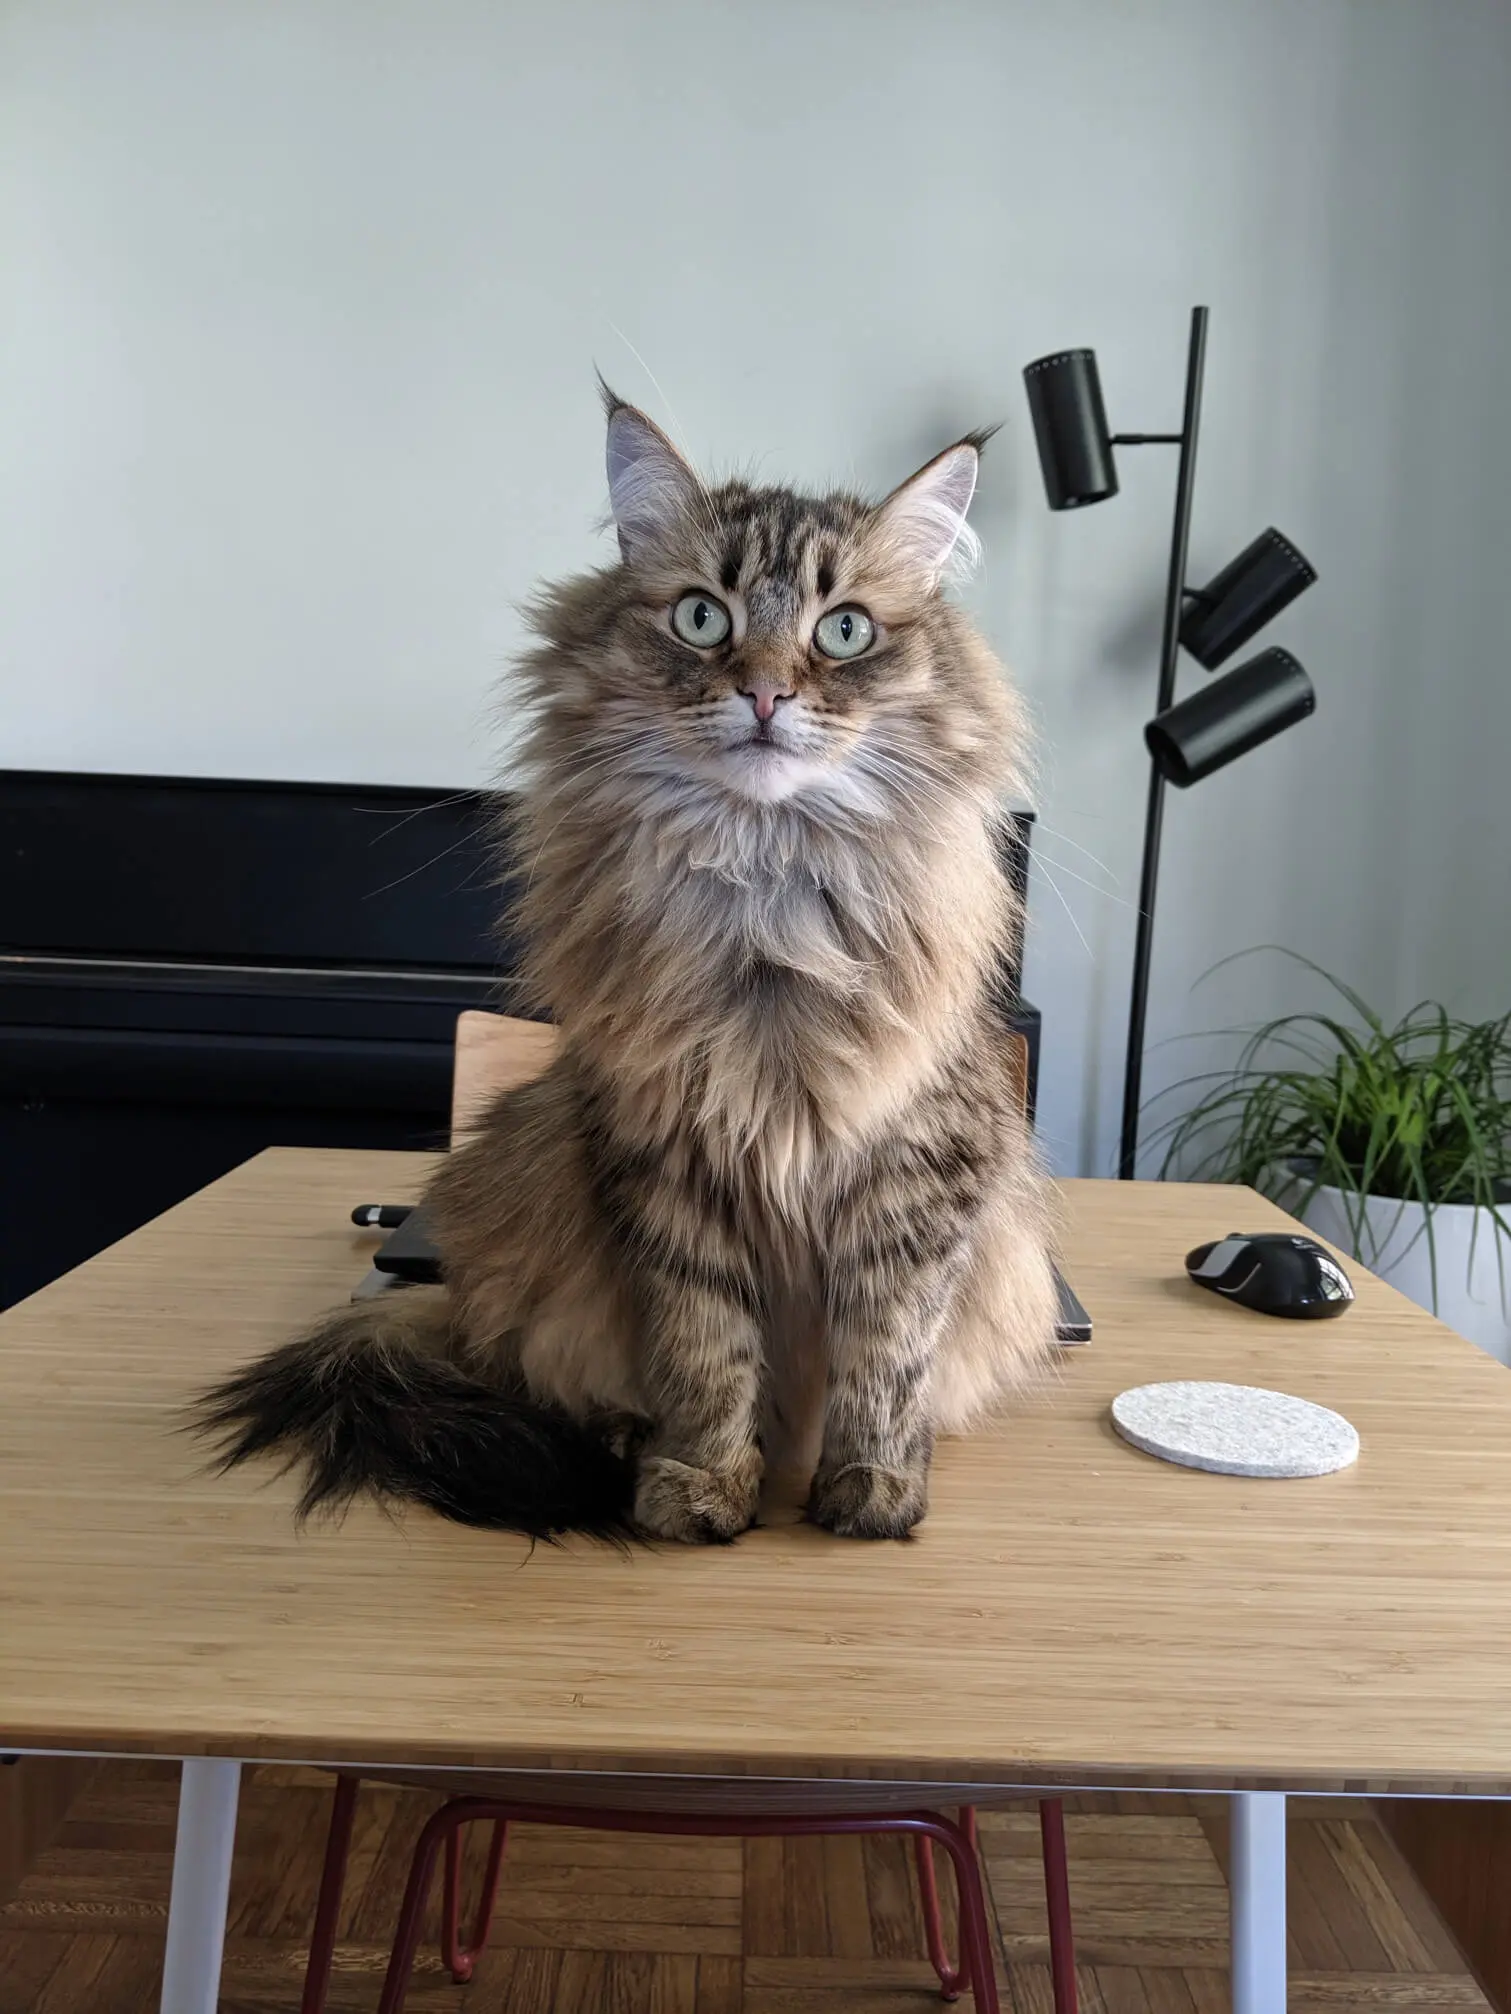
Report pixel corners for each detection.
[1116,304,1208,1179]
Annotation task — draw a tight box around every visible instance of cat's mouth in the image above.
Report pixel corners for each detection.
[725,726,793,763]
[716,733,821,804]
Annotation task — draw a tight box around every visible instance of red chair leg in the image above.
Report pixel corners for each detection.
[914,1804,979,1999]
[300,1774,360,2014]
[376,1799,1000,2014]
[441,1822,464,1979]
[1039,1798,1078,2014]
[441,1816,508,1982]
[914,1831,964,1999]
[923,1809,998,2014]
[378,1803,466,2014]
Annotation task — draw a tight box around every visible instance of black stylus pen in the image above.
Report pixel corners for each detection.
[350,1204,413,1229]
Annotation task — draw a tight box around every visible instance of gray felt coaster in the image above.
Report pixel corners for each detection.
[1110,1381,1359,1478]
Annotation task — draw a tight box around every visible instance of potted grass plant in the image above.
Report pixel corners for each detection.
[1152,954,1511,1363]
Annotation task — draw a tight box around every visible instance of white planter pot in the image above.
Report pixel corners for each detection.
[1273,1173,1511,1365]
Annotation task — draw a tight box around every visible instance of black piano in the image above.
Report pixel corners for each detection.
[0,770,1040,1310]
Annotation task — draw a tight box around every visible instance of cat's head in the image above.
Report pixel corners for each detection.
[528,391,1006,815]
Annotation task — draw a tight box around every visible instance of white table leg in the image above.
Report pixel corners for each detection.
[160,1758,241,2014]
[1230,1791,1287,2014]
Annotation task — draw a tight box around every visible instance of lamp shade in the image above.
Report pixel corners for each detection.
[1179,527,1317,670]
[1023,348,1118,510]
[1145,647,1314,787]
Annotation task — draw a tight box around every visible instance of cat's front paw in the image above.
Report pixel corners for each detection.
[807,1461,927,1540]
[634,1454,759,1545]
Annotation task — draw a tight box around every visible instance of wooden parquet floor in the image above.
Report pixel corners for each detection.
[0,1762,1487,2013]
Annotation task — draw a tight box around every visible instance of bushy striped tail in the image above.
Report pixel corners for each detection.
[193,1291,637,1541]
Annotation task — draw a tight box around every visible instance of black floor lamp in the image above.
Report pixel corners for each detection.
[1023,305,1319,1179]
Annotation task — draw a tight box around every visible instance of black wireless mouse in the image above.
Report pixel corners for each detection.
[1184,1232,1354,1318]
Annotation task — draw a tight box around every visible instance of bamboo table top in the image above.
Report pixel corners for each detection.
[2,1147,1509,1795]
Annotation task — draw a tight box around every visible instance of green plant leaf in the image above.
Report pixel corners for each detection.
[1157,951,1511,1313]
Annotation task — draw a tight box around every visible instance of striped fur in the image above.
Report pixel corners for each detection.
[198,393,1057,1543]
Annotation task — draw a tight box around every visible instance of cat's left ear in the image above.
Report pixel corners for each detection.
[602,386,703,562]
[875,434,990,585]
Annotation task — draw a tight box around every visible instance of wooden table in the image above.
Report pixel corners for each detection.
[3,1149,1510,2014]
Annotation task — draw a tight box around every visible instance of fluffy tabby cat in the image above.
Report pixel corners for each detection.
[198,391,1057,1543]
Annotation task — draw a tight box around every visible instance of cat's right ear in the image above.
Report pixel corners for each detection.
[601,385,702,563]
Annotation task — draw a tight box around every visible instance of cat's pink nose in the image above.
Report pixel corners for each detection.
[741,681,794,723]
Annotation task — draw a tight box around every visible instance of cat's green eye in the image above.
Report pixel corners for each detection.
[813,607,875,660]
[671,592,732,648]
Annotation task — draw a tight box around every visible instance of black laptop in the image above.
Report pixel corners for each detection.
[363,1206,1092,1343]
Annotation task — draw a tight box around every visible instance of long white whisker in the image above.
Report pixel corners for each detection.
[605,324,722,543]
[353,788,482,841]
[1032,819,1122,887]
[360,829,477,900]
[518,730,692,893]
[606,324,692,460]
[1032,849,1139,912]
[1035,857,1095,962]
[844,751,978,845]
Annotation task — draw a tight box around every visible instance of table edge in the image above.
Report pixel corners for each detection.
[4,1722,1506,1799]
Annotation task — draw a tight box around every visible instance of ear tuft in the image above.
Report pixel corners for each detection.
[602,391,701,561]
[876,437,986,585]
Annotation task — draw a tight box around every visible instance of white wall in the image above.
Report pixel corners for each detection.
[2,0,1508,1176]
